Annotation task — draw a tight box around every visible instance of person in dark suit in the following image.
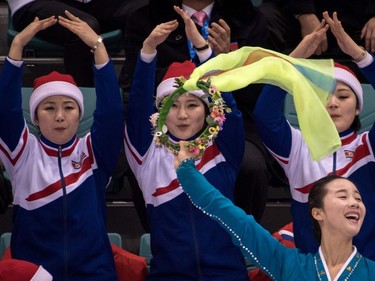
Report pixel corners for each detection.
[120,0,288,231]
[9,0,147,86]
[259,0,375,80]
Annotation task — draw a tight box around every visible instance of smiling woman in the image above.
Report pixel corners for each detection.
[174,147,375,280]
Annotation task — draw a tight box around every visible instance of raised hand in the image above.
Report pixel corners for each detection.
[173,5,207,49]
[58,10,99,50]
[9,16,57,60]
[208,19,231,54]
[174,141,197,170]
[298,13,328,55]
[323,11,365,61]
[142,20,178,54]
[289,19,329,59]
[58,10,109,64]
[361,17,375,53]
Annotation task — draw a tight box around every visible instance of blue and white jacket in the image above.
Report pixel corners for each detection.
[124,56,248,281]
[254,55,375,260]
[0,59,123,281]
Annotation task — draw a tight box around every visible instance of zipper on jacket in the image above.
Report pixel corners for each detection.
[332,151,337,175]
[189,201,203,280]
[58,146,69,280]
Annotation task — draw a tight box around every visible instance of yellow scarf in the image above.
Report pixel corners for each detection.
[183,47,339,161]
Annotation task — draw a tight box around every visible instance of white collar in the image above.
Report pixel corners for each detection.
[181,2,214,19]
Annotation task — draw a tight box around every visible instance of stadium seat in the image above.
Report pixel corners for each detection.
[138,233,151,270]
[0,232,122,259]
[0,232,11,258]
[251,0,262,6]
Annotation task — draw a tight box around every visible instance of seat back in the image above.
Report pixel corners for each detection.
[108,232,123,247]
[0,232,11,258]
[139,233,151,270]
[283,83,375,133]
[0,232,122,258]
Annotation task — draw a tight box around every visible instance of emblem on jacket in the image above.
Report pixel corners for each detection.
[72,152,87,169]
[344,150,354,159]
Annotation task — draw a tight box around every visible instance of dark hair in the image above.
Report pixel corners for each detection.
[308,175,355,242]
[350,93,361,132]
[350,115,361,132]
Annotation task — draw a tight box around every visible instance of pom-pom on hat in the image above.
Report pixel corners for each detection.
[156,61,209,107]
[0,259,53,281]
[30,71,84,125]
[334,62,363,111]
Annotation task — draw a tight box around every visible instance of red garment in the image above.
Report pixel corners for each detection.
[248,222,295,281]
[111,244,148,281]
[2,244,148,281]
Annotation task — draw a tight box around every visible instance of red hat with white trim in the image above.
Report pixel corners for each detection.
[334,62,363,111]
[30,71,84,125]
[0,259,53,281]
[155,61,209,108]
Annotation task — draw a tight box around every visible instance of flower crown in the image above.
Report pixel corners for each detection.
[149,76,230,158]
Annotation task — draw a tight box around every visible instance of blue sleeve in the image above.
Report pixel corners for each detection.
[360,58,375,144]
[0,60,25,151]
[215,91,244,170]
[253,84,292,158]
[90,60,124,176]
[176,159,298,280]
[125,55,156,156]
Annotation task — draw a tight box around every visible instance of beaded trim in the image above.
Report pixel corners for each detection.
[183,191,276,280]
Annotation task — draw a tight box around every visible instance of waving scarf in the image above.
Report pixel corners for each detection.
[183,47,338,161]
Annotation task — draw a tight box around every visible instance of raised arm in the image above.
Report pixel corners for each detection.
[58,10,123,174]
[126,20,178,156]
[58,10,109,64]
[174,142,300,280]
[8,16,57,61]
[322,11,367,62]
[0,17,56,149]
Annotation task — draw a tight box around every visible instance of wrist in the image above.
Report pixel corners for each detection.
[352,46,367,62]
[90,36,103,53]
[194,42,209,52]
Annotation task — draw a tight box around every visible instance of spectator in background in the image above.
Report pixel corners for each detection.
[254,11,375,260]
[8,0,147,86]
[120,0,288,231]
[259,0,375,83]
[259,0,375,55]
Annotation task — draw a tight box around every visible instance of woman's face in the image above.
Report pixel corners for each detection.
[34,95,80,145]
[325,81,360,133]
[316,178,365,239]
[165,93,206,140]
